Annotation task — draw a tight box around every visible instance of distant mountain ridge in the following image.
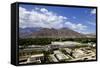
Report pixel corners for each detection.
[19,27,88,38]
[85,33,96,38]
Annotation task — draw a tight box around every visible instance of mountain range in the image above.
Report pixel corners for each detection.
[19,27,95,38]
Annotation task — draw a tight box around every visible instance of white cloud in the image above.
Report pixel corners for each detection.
[19,7,87,34]
[65,22,87,33]
[91,9,96,14]
[19,7,67,29]
[40,8,48,13]
[35,7,39,10]
[87,21,95,26]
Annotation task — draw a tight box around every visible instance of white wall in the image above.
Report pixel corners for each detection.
[0,0,99,68]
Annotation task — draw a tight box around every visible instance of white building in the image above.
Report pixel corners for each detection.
[54,50,69,61]
[63,48,72,54]
[72,49,84,58]
[49,54,58,62]
[51,41,81,46]
[27,54,44,63]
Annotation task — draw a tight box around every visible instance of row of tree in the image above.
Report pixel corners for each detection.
[19,38,96,46]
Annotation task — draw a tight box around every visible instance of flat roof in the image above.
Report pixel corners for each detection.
[30,54,44,58]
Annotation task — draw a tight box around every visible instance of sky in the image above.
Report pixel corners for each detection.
[19,4,96,34]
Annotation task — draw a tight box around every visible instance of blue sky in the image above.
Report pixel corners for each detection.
[19,4,96,34]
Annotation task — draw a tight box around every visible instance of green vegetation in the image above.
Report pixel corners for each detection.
[19,38,96,46]
[19,38,52,45]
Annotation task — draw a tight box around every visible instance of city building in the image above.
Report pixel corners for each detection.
[27,54,44,63]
